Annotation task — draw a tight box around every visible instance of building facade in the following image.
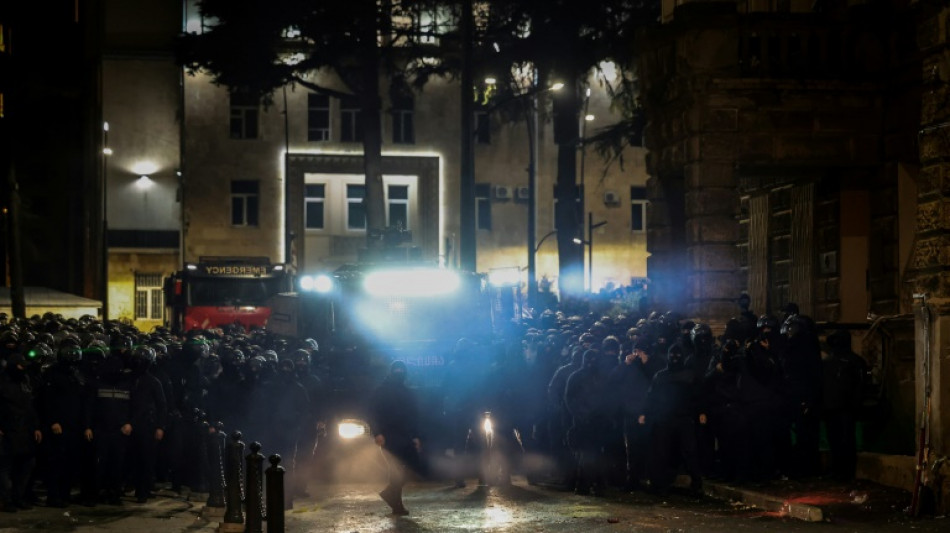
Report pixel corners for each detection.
[101,1,651,328]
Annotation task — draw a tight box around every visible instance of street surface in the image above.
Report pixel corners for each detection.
[0,478,945,533]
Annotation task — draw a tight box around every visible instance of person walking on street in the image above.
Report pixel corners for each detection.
[371,361,421,516]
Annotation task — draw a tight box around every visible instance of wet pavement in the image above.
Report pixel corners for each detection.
[0,478,946,532]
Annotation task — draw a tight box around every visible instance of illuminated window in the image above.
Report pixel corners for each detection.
[305,184,325,230]
[387,185,410,230]
[347,184,366,230]
[416,7,454,44]
[631,186,647,232]
[553,185,583,231]
[474,110,490,144]
[392,95,414,144]
[307,94,330,141]
[231,180,259,226]
[476,183,491,230]
[340,96,363,143]
[229,92,259,139]
[135,273,164,320]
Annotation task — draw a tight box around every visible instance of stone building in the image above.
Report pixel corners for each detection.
[101,0,650,328]
[640,0,949,512]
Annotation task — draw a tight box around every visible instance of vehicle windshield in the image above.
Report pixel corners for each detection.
[188,277,284,307]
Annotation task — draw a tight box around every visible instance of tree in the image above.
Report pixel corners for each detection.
[468,0,657,298]
[178,0,452,250]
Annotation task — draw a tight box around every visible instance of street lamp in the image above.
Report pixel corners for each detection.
[573,212,606,293]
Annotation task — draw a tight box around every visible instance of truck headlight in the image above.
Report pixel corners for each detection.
[338,419,370,440]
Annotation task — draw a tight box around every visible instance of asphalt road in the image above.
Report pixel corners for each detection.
[0,480,945,533]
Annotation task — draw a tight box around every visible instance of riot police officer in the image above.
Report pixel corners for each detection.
[129,346,167,503]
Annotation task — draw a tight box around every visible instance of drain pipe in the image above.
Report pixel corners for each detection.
[910,292,932,516]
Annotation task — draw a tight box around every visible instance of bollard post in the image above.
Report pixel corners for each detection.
[207,422,227,509]
[222,431,245,526]
[265,455,285,532]
[195,415,211,494]
[244,442,265,533]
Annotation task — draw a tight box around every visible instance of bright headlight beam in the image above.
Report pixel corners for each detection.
[313,274,334,293]
[363,269,460,297]
[299,275,315,291]
[338,421,367,439]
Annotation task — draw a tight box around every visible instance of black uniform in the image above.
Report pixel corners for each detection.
[129,369,167,502]
[370,361,419,515]
[642,344,703,494]
[40,362,91,506]
[89,357,133,504]
[564,349,613,496]
[0,360,41,511]
[822,330,867,480]
[607,349,651,489]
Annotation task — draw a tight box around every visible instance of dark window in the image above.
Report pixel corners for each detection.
[631,186,647,232]
[229,92,259,139]
[392,94,415,144]
[307,94,330,141]
[305,183,325,229]
[475,183,491,230]
[231,180,259,226]
[388,185,409,229]
[475,110,490,144]
[347,184,366,230]
[341,96,363,143]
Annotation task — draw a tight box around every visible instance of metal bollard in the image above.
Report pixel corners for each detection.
[207,422,227,508]
[244,442,265,533]
[196,417,211,493]
[223,431,245,525]
[265,455,285,532]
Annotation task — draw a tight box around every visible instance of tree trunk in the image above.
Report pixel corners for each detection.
[6,164,26,319]
[359,15,386,249]
[553,78,584,297]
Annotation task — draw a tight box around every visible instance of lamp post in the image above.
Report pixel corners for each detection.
[573,212,606,293]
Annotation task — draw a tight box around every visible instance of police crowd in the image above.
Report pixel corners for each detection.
[443,299,868,497]
[0,300,870,513]
[0,313,324,512]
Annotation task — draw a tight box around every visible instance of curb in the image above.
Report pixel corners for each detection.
[703,481,825,522]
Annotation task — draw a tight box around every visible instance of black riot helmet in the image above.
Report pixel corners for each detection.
[667,342,686,369]
[757,314,779,332]
[57,344,83,365]
[291,349,310,372]
[27,342,54,365]
[130,345,157,370]
[182,337,210,362]
[110,334,133,357]
[278,357,295,375]
[690,323,713,348]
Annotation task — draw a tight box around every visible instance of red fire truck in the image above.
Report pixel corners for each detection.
[164,257,292,333]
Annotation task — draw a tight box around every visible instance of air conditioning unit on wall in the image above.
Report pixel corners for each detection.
[604,190,620,205]
[494,185,512,200]
[516,187,530,201]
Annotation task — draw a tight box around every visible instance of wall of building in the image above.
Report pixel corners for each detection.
[107,250,177,331]
[183,65,649,294]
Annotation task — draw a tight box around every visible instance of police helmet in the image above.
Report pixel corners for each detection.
[131,345,157,366]
[57,344,83,364]
[757,314,779,331]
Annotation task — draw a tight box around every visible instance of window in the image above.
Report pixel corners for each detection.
[631,186,647,232]
[347,184,366,230]
[416,7,454,44]
[476,183,492,230]
[340,96,363,142]
[304,184,325,229]
[553,185,583,231]
[307,94,330,141]
[229,92,259,139]
[231,180,259,226]
[392,95,415,144]
[387,185,410,230]
[135,273,164,320]
[475,110,491,144]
